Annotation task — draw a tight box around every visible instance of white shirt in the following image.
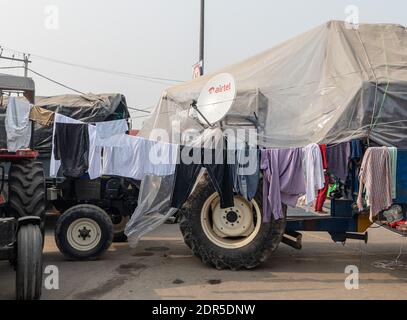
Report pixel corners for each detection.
[302,143,325,210]
[5,97,32,152]
[102,134,178,180]
[95,119,128,146]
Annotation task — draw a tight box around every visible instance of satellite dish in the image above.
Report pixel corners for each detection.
[195,73,236,125]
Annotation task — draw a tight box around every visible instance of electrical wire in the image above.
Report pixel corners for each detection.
[27,67,86,95]
[0,45,184,85]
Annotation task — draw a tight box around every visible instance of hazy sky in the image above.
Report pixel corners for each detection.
[0,0,405,128]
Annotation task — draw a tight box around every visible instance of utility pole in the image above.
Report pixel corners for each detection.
[23,54,30,77]
[199,0,205,75]
[0,50,32,78]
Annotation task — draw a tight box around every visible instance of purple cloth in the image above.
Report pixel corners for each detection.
[326,142,351,182]
[261,148,306,222]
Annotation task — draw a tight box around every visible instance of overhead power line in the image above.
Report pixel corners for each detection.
[27,68,86,95]
[0,45,185,85]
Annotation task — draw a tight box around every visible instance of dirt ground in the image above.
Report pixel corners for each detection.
[1,217,407,300]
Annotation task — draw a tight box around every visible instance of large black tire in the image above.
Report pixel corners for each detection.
[55,204,113,260]
[8,160,46,220]
[16,224,43,300]
[180,176,286,270]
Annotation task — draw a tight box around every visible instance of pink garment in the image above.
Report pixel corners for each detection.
[261,148,306,222]
[357,147,392,221]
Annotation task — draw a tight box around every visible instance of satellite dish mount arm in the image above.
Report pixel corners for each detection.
[190,99,213,128]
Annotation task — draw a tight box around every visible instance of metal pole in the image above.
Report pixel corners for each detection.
[199,0,205,75]
[24,54,28,77]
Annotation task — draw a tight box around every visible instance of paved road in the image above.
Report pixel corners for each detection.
[1,218,406,300]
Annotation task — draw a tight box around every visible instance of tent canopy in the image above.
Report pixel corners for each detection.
[139,20,407,148]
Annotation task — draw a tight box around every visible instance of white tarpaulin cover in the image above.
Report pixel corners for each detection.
[125,21,407,244]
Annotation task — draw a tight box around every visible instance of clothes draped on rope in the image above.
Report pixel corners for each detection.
[29,105,55,127]
[50,113,101,179]
[261,148,306,222]
[231,147,260,201]
[315,144,329,212]
[388,147,397,199]
[101,134,177,180]
[53,123,90,178]
[302,143,325,210]
[326,142,350,183]
[357,147,392,221]
[171,145,234,209]
[5,97,32,152]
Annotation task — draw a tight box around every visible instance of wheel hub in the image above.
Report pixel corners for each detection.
[66,218,102,251]
[210,197,255,238]
[78,226,91,240]
[226,211,238,223]
[201,194,261,249]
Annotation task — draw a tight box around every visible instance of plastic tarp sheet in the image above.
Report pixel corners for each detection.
[0,93,130,157]
[125,21,407,244]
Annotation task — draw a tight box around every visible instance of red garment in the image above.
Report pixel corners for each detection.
[389,220,406,228]
[315,144,328,212]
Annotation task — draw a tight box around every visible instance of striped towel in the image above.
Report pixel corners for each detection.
[357,147,392,221]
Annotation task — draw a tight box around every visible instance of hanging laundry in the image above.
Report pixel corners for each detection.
[5,97,32,152]
[302,143,324,210]
[29,105,54,126]
[388,147,397,199]
[87,124,102,180]
[90,119,129,180]
[50,113,101,180]
[231,147,260,201]
[95,119,128,146]
[102,134,177,180]
[171,145,234,209]
[315,144,329,212]
[54,123,90,178]
[350,139,363,160]
[326,142,350,182]
[261,148,306,222]
[357,147,392,221]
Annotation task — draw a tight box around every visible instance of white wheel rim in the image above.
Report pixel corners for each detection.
[201,193,262,249]
[66,218,102,251]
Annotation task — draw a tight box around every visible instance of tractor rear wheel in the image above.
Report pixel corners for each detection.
[180,176,286,270]
[8,160,46,221]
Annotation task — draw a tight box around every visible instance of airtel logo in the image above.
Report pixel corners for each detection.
[208,83,231,94]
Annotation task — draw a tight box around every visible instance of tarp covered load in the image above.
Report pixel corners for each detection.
[139,20,407,148]
[0,93,130,155]
[125,21,407,244]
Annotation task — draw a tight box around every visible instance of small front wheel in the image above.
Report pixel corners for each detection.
[16,224,43,300]
[55,204,113,260]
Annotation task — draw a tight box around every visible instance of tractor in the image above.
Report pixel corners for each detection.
[0,73,45,299]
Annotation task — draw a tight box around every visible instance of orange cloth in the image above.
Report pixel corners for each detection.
[29,106,54,126]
